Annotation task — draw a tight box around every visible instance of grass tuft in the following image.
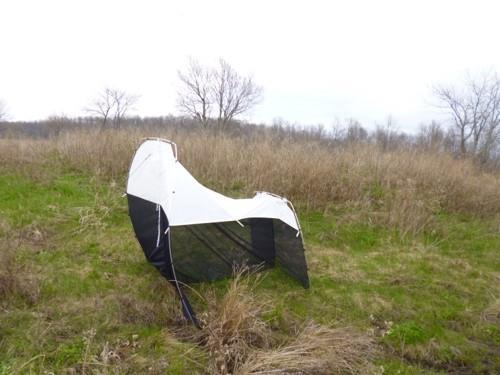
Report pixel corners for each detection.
[240,323,377,374]
[0,237,40,306]
[193,268,271,374]
[482,298,500,324]
[188,268,377,375]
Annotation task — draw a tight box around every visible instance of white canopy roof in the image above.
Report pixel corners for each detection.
[126,138,301,232]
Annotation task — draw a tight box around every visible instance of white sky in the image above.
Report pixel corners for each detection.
[1,0,499,131]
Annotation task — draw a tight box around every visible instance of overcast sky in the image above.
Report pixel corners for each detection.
[1,0,499,131]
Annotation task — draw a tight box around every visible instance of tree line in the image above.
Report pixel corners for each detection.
[1,59,499,167]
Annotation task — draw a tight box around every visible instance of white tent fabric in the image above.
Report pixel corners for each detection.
[126,138,301,232]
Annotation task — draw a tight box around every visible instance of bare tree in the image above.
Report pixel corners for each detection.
[212,58,263,128]
[434,72,500,160]
[86,88,138,129]
[177,59,212,127]
[110,89,138,128]
[85,88,114,128]
[177,58,263,128]
[477,77,500,164]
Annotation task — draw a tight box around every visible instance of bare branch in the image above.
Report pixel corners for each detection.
[109,89,139,128]
[176,58,263,129]
[213,58,263,128]
[85,88,138,129]
[177,58,212,127]
[434,71,500,162]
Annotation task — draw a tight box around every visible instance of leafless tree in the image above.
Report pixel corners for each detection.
[86,88,138,129]
[177,58,263,128]
[212,59,263,128]
[177,59,212,127]
[434,72,500,161]
[0,100,8,121]
[86,88,114,128]
[110,89,138,127]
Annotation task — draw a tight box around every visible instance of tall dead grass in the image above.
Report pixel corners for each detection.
[1,128,499,233]
[239,323,377,374]
[184,268,377,374]
[195,270,271,374]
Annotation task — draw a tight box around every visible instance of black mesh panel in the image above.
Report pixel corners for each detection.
[127,194,199,326]
[170,219,265,282]
[127,194,173,279]
[273,220,310,288]
[170,218,309,288]
[250,218,276,265]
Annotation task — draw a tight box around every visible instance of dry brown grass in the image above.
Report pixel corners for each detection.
[239,323,377,375]
[184,268,377,375]
[192,269,270,374]
[482,298,500,324]
[1,128,500,235]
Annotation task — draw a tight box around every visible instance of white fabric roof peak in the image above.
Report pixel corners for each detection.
[126,138,301,232]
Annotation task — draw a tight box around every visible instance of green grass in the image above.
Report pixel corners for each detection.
[0,170,499,374]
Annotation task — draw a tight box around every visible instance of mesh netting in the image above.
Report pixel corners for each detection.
[171,218,309,288]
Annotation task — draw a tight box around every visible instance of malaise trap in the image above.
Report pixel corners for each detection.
[126,138,309,326]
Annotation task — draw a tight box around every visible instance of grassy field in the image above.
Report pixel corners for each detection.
[0,130,499,374]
